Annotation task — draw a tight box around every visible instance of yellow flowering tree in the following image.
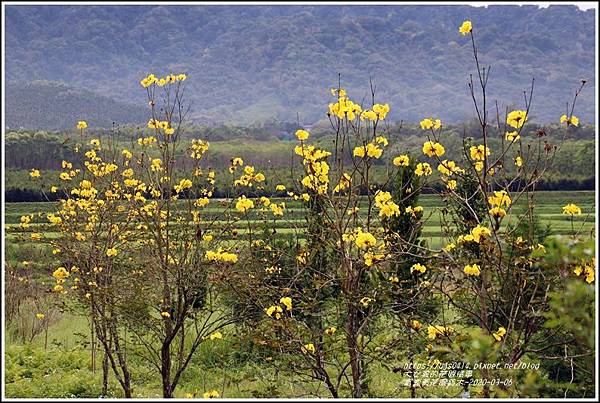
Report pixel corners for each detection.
[423,20,594,397]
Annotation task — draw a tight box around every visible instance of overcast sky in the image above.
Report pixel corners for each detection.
[467,2,596,10]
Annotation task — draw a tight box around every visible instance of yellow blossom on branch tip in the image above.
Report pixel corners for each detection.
[492,326,507,341]
[506,110,527,128]
[295,129,309,141]
[464,264,481,276]
[411,263,426,274]
[560,114,579,126]
[459,20,472,35]
[203,390,219,399]
[325,326,337,335]
[562,203,581,215]
[280,297,292,311]
[76,121,88,129]
[393,155,409,166]
[29,169,41,178]
[422,141,445,157]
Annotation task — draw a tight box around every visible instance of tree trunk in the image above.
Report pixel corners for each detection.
[161,343,173,398]
[346,305,362,398]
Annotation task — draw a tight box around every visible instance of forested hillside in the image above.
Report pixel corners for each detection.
[5,5,596,128]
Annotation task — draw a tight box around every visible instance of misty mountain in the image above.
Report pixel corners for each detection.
[5,81,148,130]
[4,4,596,128]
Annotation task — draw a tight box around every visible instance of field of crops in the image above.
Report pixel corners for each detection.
[5,190,595,249]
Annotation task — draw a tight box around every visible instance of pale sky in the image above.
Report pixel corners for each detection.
[467,2,597,10]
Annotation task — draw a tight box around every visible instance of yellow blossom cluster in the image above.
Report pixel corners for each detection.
[427,325,452,340]
[235,195,254,213]
[560,114,579,126]
[562,203,582,216]
[328,91,362,120]
[463,264,481,276]
[573,258,595,283]
[374,191,400,218]
[470,145,490,161]
[353,136,388,159]
[234,165,265,187]
[506,110,527,128]
[140,73,187,88]
[457,224,491,244]
[393,155,410,167]
[419,118,442,130]
[205,249,238,264]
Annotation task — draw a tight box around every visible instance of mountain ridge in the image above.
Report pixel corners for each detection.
[5,4,596,128]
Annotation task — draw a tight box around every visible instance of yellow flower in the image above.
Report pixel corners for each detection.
[36,313,45,319]
[492,326,507,341]
[265,305,283,319]
[515,156,523,167]
[165,127,175,136]
[506,110,527,128]
[174,179,193,193]
[446,180,457,190]
[76,121,88,129]
[29,169,41,178]
[353,146,366,158]
[295,129,310,141]
[393,155,410,166]
[366,143,383,158]
[235,196,254,213]
[359,297,374,307]
[203,390,220,399]
[419,118,434,130]
[106,248,118,257]
[178,73,187,81]
[471,225,491,243]
[373,103,390,119]
[488,190,512,207]
[161,311,171,318]
[505,131,520,142]
[464,264,481,276]
[562,203,581,216]
[280,297,292,311]
[325,326,337,335]
[459,20,472,35]
[427,325,447,340]
[355,229,377,249]
[422,141,445,157]
[469,145,490,161]
[52,266,70,280]
[410,263,426,274]
[443,243,456,252]
[276,184,286,191]
[560,114,579,126]
[489,207,506,219]
[301,343,316,354]
[414,162,432,176]
[209,331,223,340]
[202,234,213,242]
[412,320,422,330]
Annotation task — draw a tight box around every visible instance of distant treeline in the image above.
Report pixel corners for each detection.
[5,176,595,203]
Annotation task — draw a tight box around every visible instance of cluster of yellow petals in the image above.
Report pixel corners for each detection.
[422,141,445,158]
[374,191,400,218]
[506,110,527,129]
[562,203,582,216]
[419,118,442,130]
[463,264,481,276]
[205,249,238,263]
[234,165,265,187]
[140,73,187,88]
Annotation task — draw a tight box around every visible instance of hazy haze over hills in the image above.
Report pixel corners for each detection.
[4,4,596,129]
